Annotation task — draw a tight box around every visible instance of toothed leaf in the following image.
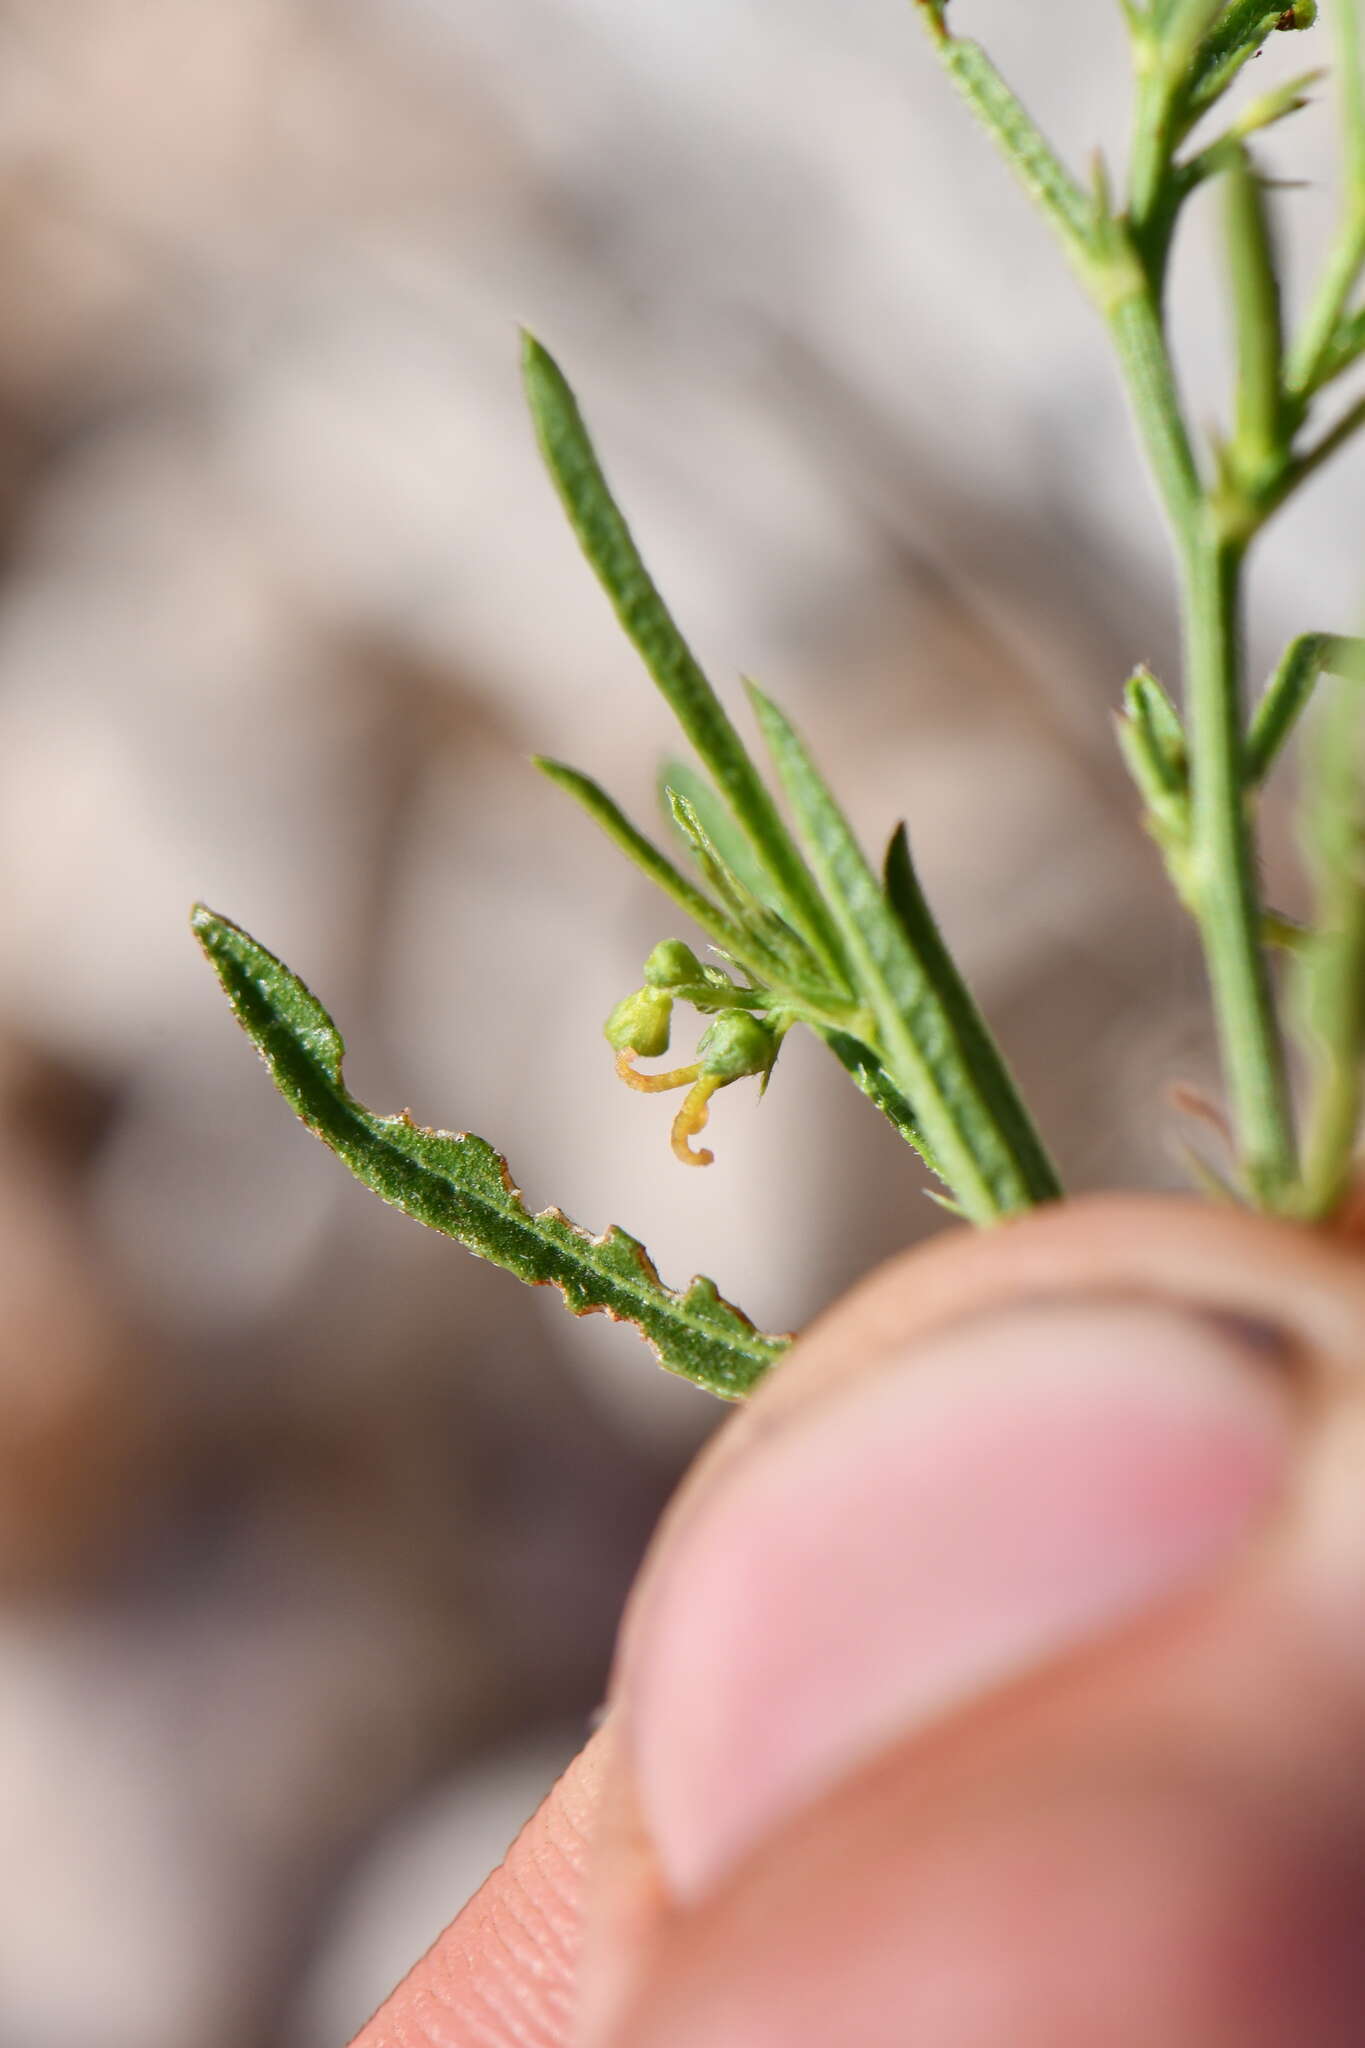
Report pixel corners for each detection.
[191,906,789,1399]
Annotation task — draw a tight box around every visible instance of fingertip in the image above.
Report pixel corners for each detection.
[349,1733,607,2048]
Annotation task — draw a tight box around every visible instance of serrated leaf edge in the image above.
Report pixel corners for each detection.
[191,904,790,1398]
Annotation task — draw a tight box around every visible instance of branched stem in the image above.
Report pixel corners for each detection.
[912,0,1357,1210]
[193,0,1365,1410]
[1108,272,1297,1198]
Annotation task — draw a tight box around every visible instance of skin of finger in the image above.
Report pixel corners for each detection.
[343,1195,1365,2047]
[608,1433,1365,2043]
[611,1692,1365,2046]
[605,1193,1365,1702]
[643,1195,1365,1531]
[347,1729,610,2048]
[581,1194,1365,2043]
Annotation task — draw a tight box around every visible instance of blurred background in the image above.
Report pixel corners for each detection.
[0,2,1358,2042]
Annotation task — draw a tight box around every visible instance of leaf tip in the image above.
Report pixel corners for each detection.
[533,755,581,799]
[741,677,790,756]
[190,901,232,956]
[520,329,567,412]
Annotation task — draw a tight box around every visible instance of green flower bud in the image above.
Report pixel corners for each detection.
[605,987,673,1057]
[696,1009,777,1081]
[642,939,705,989]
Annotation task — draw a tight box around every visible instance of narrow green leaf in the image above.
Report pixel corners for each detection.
[191,905,789,1399]
[1272,389,1365,508]
[817,1026,943,1174]
[1117,666,1193,887]
[1284,0,1365,403]
[1188,2,1314,118]
[1224,150,1287,483]
[521,334,851,993]
[663,788,822,989]
[664,787,770,925]
[1331,0,1365,194]
[534,757,766,975]
[655,768,942,1157]
[1316,300,1365,385]
[745,684,1062,1220]
[658,755,774,905]
[1122,665,1188,795]
[933,37,1098,273]
[883,823,1064,1203]
[1244,632,1365,784]
[1178,71,1322,198]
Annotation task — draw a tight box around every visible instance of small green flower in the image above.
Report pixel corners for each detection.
[697,1010,779,1081]
[642,938,706,988]
[615,1005,782,1166]
[604,986,673,1058]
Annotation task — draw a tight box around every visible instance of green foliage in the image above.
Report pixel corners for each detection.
[526,338,1056,1211]
[522,334,850,993]
[1245,633,1365,784]
[913,0,1365,1207]
[191,906,788,1398]
[195,2,1365,1399]
[745,686,1060,1220]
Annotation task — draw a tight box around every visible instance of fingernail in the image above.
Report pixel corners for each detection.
[625,1296,1293,1898]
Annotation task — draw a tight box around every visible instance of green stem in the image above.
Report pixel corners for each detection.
[1126,2,1224,278]
[913,0,1326,1213]
[1105,271,1296,1204]
[1180,528,1297,1202]
[1129,71,1184,269]
[1106,285,1203,525]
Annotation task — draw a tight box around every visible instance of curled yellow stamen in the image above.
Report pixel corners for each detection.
[615,1049,701,1093]
[671,1072,722,1167]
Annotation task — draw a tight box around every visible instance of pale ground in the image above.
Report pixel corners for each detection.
[0,3,1356,2042]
